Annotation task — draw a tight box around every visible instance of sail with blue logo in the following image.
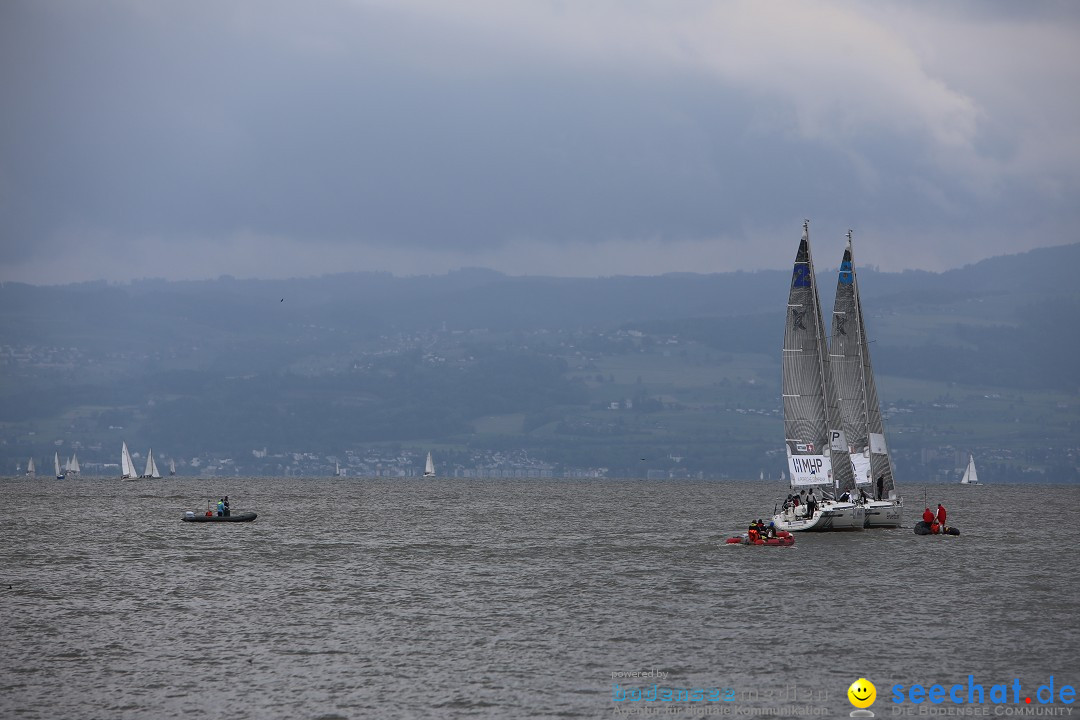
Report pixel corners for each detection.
[829,231,896,496]
[782,221,855,490]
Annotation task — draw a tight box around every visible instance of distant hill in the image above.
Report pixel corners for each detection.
[1,243,1077,480]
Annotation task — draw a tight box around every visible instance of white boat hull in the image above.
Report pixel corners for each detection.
[772,500,865,532]
[863,499,903,528]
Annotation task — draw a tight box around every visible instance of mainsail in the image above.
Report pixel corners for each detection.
[424,452,436,477]
[783,221,856,491]
[829,231,896,496]
[68,453,80,474]
[55,452,64,479]
[960,454,979,485]
[142,448,161,479]
[26,457,36,477]
[121,442,138,479]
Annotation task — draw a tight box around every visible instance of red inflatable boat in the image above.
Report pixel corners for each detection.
[725,530,795,546]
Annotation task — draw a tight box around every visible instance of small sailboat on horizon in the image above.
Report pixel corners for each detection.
[423,451,436,478]
[26,457,36,478]
[140,448,162,479]
[54,452,65,480]
[960,454,981,485]
[121,442,139,480]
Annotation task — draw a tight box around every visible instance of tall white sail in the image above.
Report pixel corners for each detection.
[142,448,161,479]
[68,453,80,474]
[169,458,176,476]
[424,452,436,477]
[55,452,64,479]
[782,221,855,491]
[26,457,36,477]
[121,442,138,479]
[960,454,979,485]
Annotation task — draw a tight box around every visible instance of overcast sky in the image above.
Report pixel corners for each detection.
[2,1,1078,283]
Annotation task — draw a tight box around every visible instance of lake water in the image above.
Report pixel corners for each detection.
[1,478,1077,719]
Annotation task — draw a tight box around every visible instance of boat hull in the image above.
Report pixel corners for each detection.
[914,520,959,536]
[863,499,903,528]
[182,512,257,523]
[772,500,865,532]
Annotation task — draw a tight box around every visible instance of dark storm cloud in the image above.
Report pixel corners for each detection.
[1,1,1078,281]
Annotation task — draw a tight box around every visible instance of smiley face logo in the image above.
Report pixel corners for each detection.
[848,678,876,709]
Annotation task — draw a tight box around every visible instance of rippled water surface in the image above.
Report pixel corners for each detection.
[1,478,1077,718]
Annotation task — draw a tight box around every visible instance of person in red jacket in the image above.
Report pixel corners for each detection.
[922,507,935,525]
[936,504,947,529]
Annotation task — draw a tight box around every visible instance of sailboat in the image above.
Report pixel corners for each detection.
[26,457,36,478]
[423,452,436,478]
[772,221,865,532]
[121,442,139,480]
[54,452,65,480]
[140,448,162,479]
[829,231,903,528]
[66,453,80,477]
[960,454,980,485]
[169,458,176,477]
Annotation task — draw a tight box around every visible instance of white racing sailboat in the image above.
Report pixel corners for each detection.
[772,221,864,532]
[960,454,980,485]
[423,452,436,478]
[54,452,65,479]
[169,458,176,476]
[66,453,80,477]
[26,457,36,478]
[829,231,903,528]
[140,448,162,479]
[121,442,139,480]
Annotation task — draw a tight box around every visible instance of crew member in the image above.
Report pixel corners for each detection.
[217,498,225,517]
[922,506,935,526]
[936,503,947,529]
[223,496,231,517]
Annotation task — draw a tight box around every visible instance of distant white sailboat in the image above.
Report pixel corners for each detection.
[141,448,162,479]
[169,458,176,476]
[423,452,436,478]
[26,457,36,477]
[960,454,980,485]
[55,452,65,480]
[121,442,139,480]
[68,453,80,476]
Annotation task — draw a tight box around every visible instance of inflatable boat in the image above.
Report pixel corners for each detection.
[182,511,257,523]
[913,520,959,536]
[725,530,795,546]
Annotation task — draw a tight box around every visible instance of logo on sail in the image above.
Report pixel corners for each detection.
[791,308,807,330]
[839,260,854,286]
[792,265,811,288]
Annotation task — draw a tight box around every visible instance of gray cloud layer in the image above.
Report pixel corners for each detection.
[2,0,1078,282]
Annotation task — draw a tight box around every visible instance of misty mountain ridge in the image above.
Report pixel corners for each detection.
[1,242,1077,481]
